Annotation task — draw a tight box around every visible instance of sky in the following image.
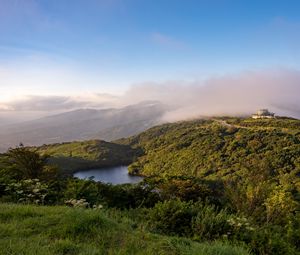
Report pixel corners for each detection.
[0,0,300,120]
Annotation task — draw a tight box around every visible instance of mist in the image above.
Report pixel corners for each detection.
[1,68,300,125]
[119,69,300,121]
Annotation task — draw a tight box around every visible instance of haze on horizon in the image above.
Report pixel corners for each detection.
[1,0,300,124]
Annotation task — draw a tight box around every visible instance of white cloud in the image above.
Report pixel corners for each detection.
[120,68,300,120]
[1,68,300,123]
[0,94,118,112]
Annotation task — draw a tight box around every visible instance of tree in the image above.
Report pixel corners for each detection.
[6,146,49,179]
[264,185,297,225]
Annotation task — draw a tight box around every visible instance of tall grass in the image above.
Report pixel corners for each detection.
[0,203,250,255]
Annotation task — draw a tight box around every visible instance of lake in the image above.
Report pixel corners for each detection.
[73,166,143,185]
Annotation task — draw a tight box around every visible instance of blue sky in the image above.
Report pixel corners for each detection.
[0,0,300,100]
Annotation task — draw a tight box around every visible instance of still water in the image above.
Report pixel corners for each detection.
[73,166,143,185]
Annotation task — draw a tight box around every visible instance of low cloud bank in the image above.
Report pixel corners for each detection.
[1,69,300,124]
[0,93,118,125]
[121,69,300,121]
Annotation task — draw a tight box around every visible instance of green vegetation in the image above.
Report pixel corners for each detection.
[37,140,139,175]
[1,117,300,254]
[0,203,250,255]
[119,117,300,254]
[121,117,300,179]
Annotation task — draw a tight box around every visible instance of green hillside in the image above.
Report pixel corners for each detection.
[37,140,138,175]
[1,117,300,254]
[0,203,250,255]
[118,117,300,180]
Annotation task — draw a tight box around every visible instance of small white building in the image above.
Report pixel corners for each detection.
[252,109,275,119]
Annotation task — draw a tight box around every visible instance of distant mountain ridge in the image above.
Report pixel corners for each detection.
[0,101,166,152]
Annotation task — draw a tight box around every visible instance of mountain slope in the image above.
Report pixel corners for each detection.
[36,139,139,175]
[117,117,300,179]
[0,102,166,152]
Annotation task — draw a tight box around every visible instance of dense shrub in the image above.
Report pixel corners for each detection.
[4,179,49,204]
[148,199,196,236]
[192,204,232,241]
[63,178,160,209]
[64,178,100,206]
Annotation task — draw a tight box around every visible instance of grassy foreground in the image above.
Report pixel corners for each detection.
[0,203,250,255]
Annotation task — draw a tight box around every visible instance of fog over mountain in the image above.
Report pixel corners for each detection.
[0,102,166,152]
[119,69,300,121]
[0,69,299,152]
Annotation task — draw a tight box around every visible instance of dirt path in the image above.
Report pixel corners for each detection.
[213,119,244,129]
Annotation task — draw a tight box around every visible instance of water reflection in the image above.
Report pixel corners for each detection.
[74,166,143,185]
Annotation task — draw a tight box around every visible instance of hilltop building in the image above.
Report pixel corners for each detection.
[252,109,275,119]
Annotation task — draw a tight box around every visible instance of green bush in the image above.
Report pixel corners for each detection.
[148,199,195,236]
[4,179,49,204]
[192,204,232,241]
[64,178,100,206]
[244,225,299,255]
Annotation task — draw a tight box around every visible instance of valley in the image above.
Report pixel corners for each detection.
[1,116,300,255]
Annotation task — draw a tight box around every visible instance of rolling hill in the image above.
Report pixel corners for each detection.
[117,117,300,180]
[28,116,300,182]
[37,139,139,175]
[1,116,300,255]
[0,101,166,152]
